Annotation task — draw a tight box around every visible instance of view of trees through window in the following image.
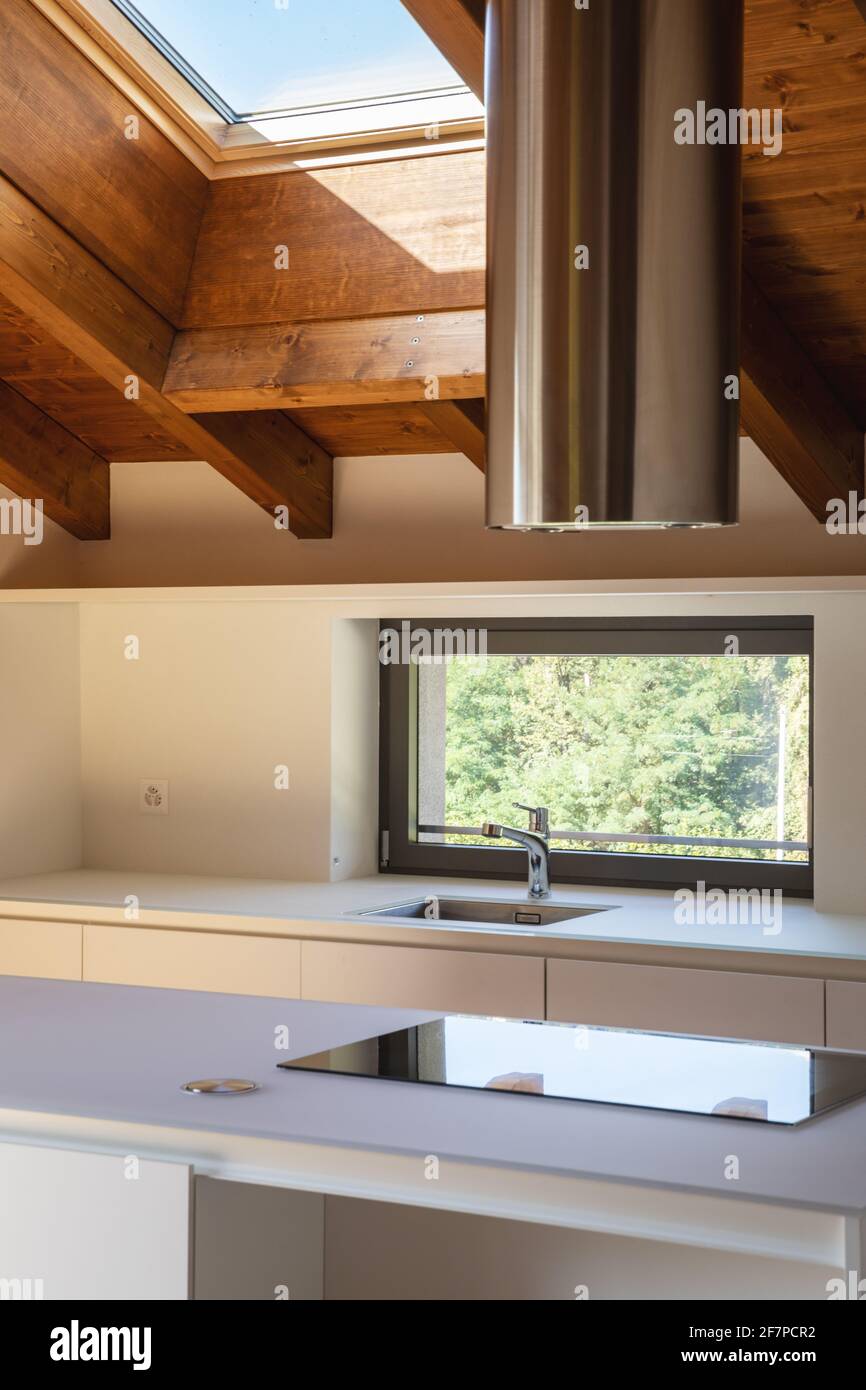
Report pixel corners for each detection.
[418,654,810,863]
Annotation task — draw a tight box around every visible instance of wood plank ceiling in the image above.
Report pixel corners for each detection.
[0,0,864,540]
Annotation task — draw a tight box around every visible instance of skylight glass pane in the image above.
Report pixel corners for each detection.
[113,0,480,121]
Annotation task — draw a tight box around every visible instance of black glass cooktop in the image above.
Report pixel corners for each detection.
[277,1015,866,1125]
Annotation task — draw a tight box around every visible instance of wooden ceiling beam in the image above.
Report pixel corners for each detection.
[740,269,864,520]
[418,398,485,470]
[0,295,197,462]
[285,403,462,456]
[180,150,485,331]
[191,411,332,539]
[0,172,173,392]
[0,377,110,539]
[0,173,332,537]
[400,1,486,102]
[1,0,207,324]
[167,272,865,510]
[163,311,485,412]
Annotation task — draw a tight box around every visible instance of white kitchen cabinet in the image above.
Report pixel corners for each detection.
[302,939,544,1018]
[0,917,81,981]
[826,980,866,1051]
[547,957,824,1045]
[0,1140,189,1300]
[84,924,301,998]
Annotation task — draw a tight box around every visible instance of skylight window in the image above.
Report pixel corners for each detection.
[111,0,483,139]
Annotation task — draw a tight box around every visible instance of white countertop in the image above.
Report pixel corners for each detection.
[1,975,865,1218]
[1,868,866,975]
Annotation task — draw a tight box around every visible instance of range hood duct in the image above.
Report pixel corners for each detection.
[485,0,743,530]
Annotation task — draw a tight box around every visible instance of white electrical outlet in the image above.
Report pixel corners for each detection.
[139,780,169,815]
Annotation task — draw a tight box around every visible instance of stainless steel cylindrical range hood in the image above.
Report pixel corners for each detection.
[485,0,743,530]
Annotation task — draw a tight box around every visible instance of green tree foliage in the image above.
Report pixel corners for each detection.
[442,654,809,861]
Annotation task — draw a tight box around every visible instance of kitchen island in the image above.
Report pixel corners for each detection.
[1,976,864,1300]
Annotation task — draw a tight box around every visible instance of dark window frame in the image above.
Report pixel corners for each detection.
[379,617,814,895]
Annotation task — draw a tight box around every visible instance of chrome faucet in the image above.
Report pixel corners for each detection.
[482,803,551,899]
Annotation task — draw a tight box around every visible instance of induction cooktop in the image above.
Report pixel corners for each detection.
[277,1015,866,1125]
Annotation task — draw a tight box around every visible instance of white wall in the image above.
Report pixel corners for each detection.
[79,603,334,880]
[811,594,866,915]
[330,618,379,882]
[2,583,864,913]
[0,604,81,878]
[4,441,866,590]
[0,493,80,589]
[323,1196,836,1301]
[77,607,379,883]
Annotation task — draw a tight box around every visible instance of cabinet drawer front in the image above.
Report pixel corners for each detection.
[0,918,81,980]
[84,925,300,998]
[302,941,544,1018]
[547,958,824,1045]
[826,981,866,1052]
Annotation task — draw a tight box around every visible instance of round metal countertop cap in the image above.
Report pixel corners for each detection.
[181,1078,260,1095]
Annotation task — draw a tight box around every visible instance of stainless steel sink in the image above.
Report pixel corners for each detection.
[348,896,610,927]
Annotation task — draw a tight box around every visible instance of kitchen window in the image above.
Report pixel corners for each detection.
[379,618,813,893]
